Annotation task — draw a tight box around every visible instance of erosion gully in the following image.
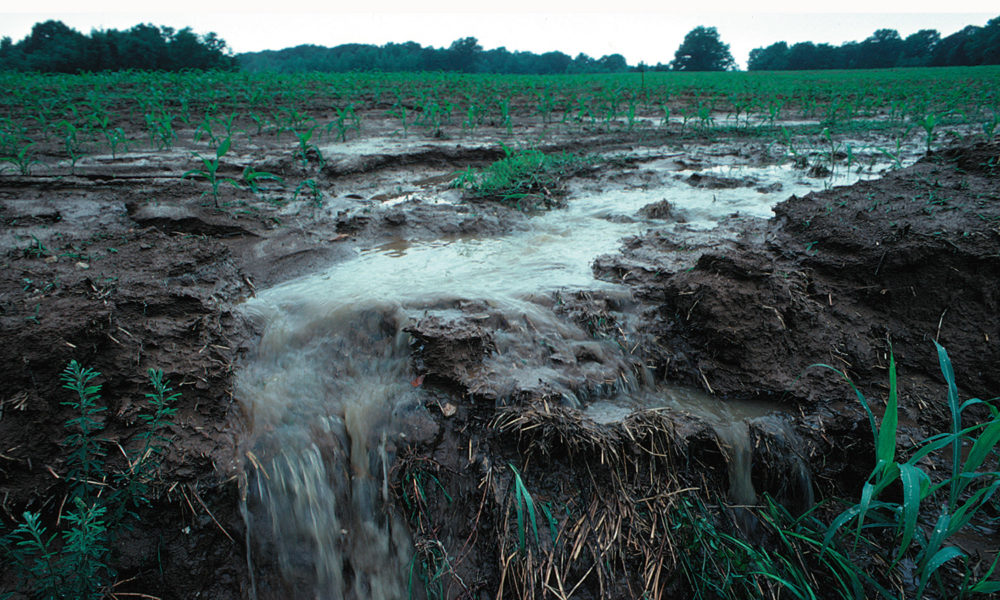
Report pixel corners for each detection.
[235,148,890,598]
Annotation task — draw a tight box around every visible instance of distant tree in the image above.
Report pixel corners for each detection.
[901,29,940,66]
[932,25,981,66]
[978,17,1000,64]
[447,36,482,72]
[856,29,904,69]
[670,26,735,71]
[748,42,789,70]
[22,20,88,72]
[537,50,572,74]
[597,53,628,72]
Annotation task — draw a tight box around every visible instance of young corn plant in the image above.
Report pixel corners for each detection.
[451,146,591,211]
[240,165,284,195]
[1,141,40,176]
[814,343,1000,599]
[58,120,86,173]
[293,178,324,208]
[326,103,361,142]
[184,136,238,208]
[292,125,324,169]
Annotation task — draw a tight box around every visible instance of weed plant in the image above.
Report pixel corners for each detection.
[0,361,179,599]
[451,146,592,210]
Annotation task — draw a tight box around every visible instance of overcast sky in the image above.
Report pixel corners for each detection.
[2,2,997,69]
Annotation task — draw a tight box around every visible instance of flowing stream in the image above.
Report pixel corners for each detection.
[236,160,877,597]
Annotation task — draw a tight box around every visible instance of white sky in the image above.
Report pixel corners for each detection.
[2,2,997,69]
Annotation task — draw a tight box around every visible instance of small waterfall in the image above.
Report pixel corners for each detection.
[712,420,757,506]
[239,304,419,599]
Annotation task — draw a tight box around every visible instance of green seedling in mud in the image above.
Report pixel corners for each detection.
[389,99,413,138]
[780,127,807,167]
[240,165,284,195]
[294,178,324,208]
[144,111,176,150]
[183,136,238,207]
[919,113,940,153]
[92,114,129,159]
[508,464,540,554]
[659,104,671,128]
[451,146,591,211]
[498,96,514,135]
[1,142,40,175]
[327,103,361,142]
[982,109,1000,141]
[292,125,324,169]
[58,120,86,172]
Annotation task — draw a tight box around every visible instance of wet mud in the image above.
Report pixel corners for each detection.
[1,105,997,599]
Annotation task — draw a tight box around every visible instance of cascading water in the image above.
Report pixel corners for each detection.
[236,159,872,595]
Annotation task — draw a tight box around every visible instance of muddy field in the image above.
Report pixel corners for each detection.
[2,99,999,599]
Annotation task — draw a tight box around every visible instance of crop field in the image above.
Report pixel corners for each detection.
[2,67,1000,600]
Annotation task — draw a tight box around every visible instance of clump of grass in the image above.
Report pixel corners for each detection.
[451,146,593,211]
[0,361,179,599]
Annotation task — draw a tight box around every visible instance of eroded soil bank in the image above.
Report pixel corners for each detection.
[2,123,997,598]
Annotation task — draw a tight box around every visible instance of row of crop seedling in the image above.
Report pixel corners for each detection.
[2,71,998,174]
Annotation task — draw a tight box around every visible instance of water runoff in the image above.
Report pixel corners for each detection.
[236,162,872,597]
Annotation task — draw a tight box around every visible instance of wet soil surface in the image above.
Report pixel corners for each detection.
[1,109,997,598]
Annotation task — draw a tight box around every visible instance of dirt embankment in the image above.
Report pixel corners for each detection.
[0,190,254,597]
[593,142,1000,491]
[386,143,999,599]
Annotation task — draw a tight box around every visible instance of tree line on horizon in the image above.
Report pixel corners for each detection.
[0,20,236,72]
[1,16,999,74]
[747,17,1000,71]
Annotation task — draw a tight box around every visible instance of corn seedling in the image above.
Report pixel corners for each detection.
[183,136,238,207]
[240,165,284,195]
[451,146,591,210]
[389,97,413,138]
[919,113,940,153]
[293,178,324,208]
[1,142,40,176]
[144,111,176,150]
[813,343,1000,599]
[292,125,324,169]
[327,103,361,142]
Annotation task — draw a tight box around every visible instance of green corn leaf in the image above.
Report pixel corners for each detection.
[969,552,1000,593]
[895,463,929,564]
[810,363,877,441]
[822,504,861,556]
[876,352,898,466]
[854,482,875,547]
[946,480,1000,536]
[962,419,1000,475]
[917,545,965,598]
[216,136,231,158]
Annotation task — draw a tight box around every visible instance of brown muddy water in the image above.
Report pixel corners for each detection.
[235,158,890,598]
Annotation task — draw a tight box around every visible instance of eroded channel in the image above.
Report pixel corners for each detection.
[235,153,894,598]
